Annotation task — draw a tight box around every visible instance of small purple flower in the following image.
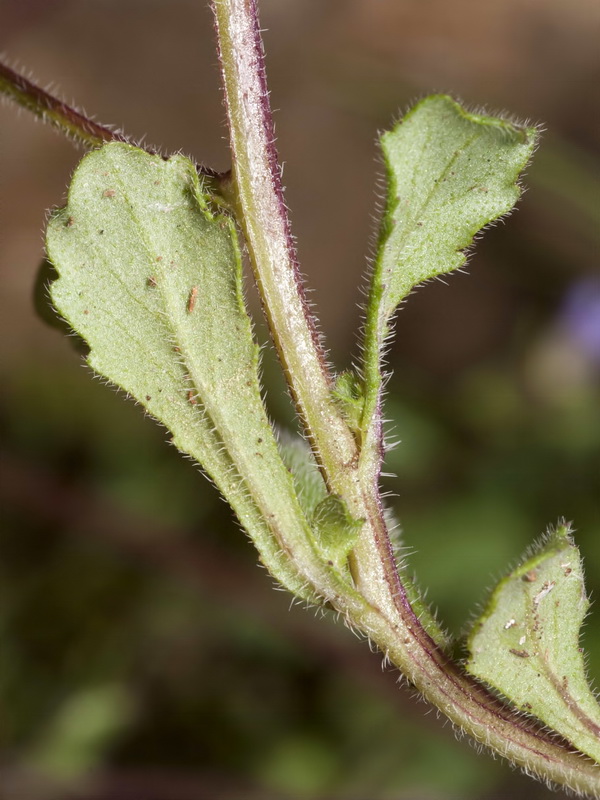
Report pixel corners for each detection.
[559,277,600,365]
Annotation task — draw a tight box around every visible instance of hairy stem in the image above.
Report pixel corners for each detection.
[0,59,223,182]
[210,1,600,795]
[0,60,129,148]
[211,0,358,481]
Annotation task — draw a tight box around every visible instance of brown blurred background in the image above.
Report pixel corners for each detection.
[1,1,599,799]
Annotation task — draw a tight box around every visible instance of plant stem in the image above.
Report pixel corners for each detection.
[0,59,223,183]
[211,1,600,794]
[211,0,358,482]
[0,60,129,148]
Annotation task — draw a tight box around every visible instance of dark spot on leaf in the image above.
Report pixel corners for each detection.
[187,286,198,313]
[509,648,530,658]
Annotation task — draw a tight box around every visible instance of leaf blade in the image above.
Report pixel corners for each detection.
[46,142,327,601]
[361,96,538,446]
[466,524,600,763]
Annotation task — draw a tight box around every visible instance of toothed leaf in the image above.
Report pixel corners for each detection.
[362,96,538,436]
[466,524,600,763]
[46,142,324,602]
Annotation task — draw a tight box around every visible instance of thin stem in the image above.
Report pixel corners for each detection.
[0,59,223,182]
[0,59,129,148]
[211,1,600,795]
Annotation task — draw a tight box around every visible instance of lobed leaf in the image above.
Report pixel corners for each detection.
[466,524,600,763]
[361,96,538,442]
[46,142,332,601]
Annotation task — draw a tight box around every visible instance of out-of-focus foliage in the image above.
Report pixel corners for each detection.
[1,0,599,798]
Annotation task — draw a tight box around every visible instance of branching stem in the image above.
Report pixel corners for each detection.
[210,0,600,795]
[0,59,223,183]
[0,60,129,148]
[4,9,598,797]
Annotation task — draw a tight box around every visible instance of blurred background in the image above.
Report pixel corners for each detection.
[1,0,599,798]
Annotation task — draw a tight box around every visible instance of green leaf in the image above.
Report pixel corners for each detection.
[278,434,328,517]
[466,524,600,763]
[333,371,365,435]
[46,142,327,602]
[279,436,362,573]
[362,96,538,437]
[311,495,363,572]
